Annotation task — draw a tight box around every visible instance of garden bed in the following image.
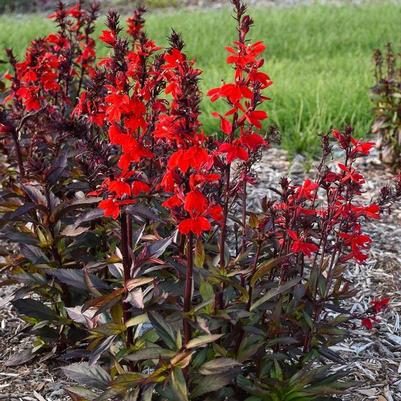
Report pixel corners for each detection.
[1,147,400,401]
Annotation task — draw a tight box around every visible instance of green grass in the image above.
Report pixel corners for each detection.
[1,3,401,155]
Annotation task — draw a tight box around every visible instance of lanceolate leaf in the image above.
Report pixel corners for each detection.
[46,269,109,292]
[170,368,188,401]
[250,256,287,286]
[65,387,97,401]
[199,358,241,375]
[12,299,57,321]
[62,363,111,390]
[191,373,234,398]
[185,334,223,349]
[250,278,301,311]
[147,311,177,350]
[125,345,175,362]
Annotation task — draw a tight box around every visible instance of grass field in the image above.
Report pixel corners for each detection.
[1,3,401,155]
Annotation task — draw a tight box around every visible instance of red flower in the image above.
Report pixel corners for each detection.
[108,180,131,198]
[184,190,209,217]
[338,163,365,185]
[162,194,182,209]
[371,297,390,314]
[168,147,209,173]
[178,216,211,236]
[211,112,233,135]
[218,141,249,163]
[351,204,380,220]
[132,181,151,196]
[295,179,319,201]
[242,110,268,129]
[164,48,185,70]
[361,317,373,330]
[99,199,120,219]
[351,138,375,156]
[339,232,372,263]
[208,83,252,104]
[100,30,117,46]
[240,133,267,151]
[287,230,318,256]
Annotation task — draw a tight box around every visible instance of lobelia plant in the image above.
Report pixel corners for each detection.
[1,1,401,400]
[371,42,401,167]
[0,0,116,357]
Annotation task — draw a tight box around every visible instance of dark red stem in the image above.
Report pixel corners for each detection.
[183,232,194,345]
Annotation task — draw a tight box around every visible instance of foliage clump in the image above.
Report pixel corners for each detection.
[372,42,401,167]
[1,1,400,400]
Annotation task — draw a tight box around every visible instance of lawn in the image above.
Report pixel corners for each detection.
[1,2,400,155]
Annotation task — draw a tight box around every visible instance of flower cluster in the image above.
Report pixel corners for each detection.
[268,128,378,270]
[361,297,390,329]
[77,9,165,218]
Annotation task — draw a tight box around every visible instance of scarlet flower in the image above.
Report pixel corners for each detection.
[239,133,267,151]
[339,232,372,263]
[99,199,120,219]
[371,297,390,313]
[99,30,117,46]
[295,179,319,201]
[208,83,252,104]
[351,137,375,156]
[168,147,209,173]
[218,141,249,164]
[162,194,182,209]
[351,204,380,220]
[338,163,365,185]
[361,317,373,330]
[211,112,233,135]
[99,199,135,220]
[189,172,220,189]
[108,180,131,198]
[178,216,211,236]
[132,181,151,196]
[184,190,208,217]
[287,230,318,256]
[164,48,185,70]
[242,109,268,129]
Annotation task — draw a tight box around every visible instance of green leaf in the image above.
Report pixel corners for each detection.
[199,358,241,375]
[147,311,177,350]
[47,269,109,292]
[250,278,301,311]
[62,363,111,390]
[250,256,287,286]
[170,368,188,401]
[191,373,234,398]
[12,299,57,321]
[65,387,97,401]
[125,345,175,362]
[186,334,223,349]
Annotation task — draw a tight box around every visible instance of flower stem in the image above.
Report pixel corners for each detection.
[120,212,133,348]
[183,232,194,345]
